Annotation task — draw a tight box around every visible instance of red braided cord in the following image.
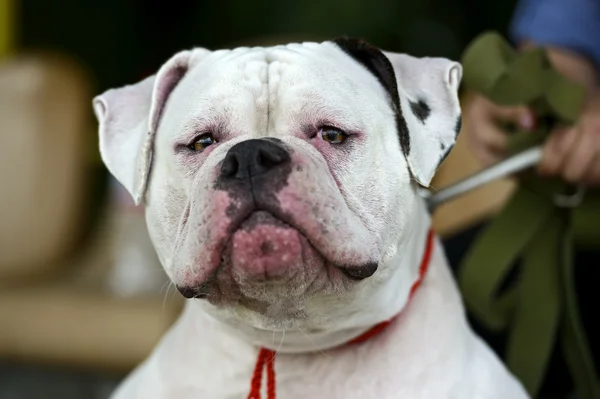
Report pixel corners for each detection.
[265,349,276,399]
[409,228,434,299]
[247,348,269,399]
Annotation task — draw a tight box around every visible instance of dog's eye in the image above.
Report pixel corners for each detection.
[191,133,216,152]
[320,127,348,144]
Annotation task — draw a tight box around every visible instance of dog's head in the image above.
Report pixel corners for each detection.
[94,38,461,333]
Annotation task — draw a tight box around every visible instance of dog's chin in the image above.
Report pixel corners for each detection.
[176,210,379,318]
[204,211,327,306]
[188,211,357,311]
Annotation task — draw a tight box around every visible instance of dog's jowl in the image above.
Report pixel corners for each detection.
[94,38,530,398]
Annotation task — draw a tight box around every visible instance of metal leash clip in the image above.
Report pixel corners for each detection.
[420,146,544,212]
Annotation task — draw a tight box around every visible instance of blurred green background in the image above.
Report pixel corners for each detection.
[20,0,517,93]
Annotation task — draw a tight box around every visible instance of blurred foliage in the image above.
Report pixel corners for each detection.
[18,0,518,93]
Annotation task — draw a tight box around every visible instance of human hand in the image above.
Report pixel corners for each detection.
[465,43,600,187]
[464,90,600,187]
[538,89,600,186]
[463,93,536,166]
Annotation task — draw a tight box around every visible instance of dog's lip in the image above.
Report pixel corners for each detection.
[225,209,371,277]
[175,209,377,298]
[231,210,377,280]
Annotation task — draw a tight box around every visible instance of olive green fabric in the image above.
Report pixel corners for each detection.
[458,31,600,399]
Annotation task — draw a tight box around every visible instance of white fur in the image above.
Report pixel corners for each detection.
[94,40,529,398]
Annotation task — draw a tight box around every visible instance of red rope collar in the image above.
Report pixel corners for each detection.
[247,228,435,399]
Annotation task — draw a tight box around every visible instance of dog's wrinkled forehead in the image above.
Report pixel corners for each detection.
[93,38,462,205]
[163,42,393,140]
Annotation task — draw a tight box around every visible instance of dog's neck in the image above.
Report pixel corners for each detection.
[187,203,432,354]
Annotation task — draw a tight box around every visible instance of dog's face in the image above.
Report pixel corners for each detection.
[94,39,461,331]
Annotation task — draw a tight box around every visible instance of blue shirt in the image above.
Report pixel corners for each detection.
[510,0,600,67]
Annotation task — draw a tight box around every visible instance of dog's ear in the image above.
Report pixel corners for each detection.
[333,38,462,187]
[93,48,210,204]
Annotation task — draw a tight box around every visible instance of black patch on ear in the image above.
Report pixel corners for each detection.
[333,37,411,155]
[437,144,454,169]
[454,115,462,137]
[409,100,430,123]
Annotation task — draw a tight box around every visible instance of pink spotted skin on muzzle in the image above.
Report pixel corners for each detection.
[228,211,306,280]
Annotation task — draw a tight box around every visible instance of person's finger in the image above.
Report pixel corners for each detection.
[471,143,505,166]
[464,97,505,165]
[466,95,535,129]
[561,128,596,184]
[584,154,600,186]
[464,95,537,166]
[479,124,508,151]
[468,124,508,166]
[538,127,578,176]
[493,105,537,131]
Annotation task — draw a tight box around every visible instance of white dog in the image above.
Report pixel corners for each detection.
[94,37,529,398]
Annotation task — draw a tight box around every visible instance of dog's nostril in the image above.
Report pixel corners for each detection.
[257,148,285,169]
[220,155,239,178]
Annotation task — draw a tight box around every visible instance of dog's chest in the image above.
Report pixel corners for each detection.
[144,331,462,399]
[181,348,462,399]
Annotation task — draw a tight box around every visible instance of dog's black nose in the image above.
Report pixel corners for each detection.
[220,139,290,180]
